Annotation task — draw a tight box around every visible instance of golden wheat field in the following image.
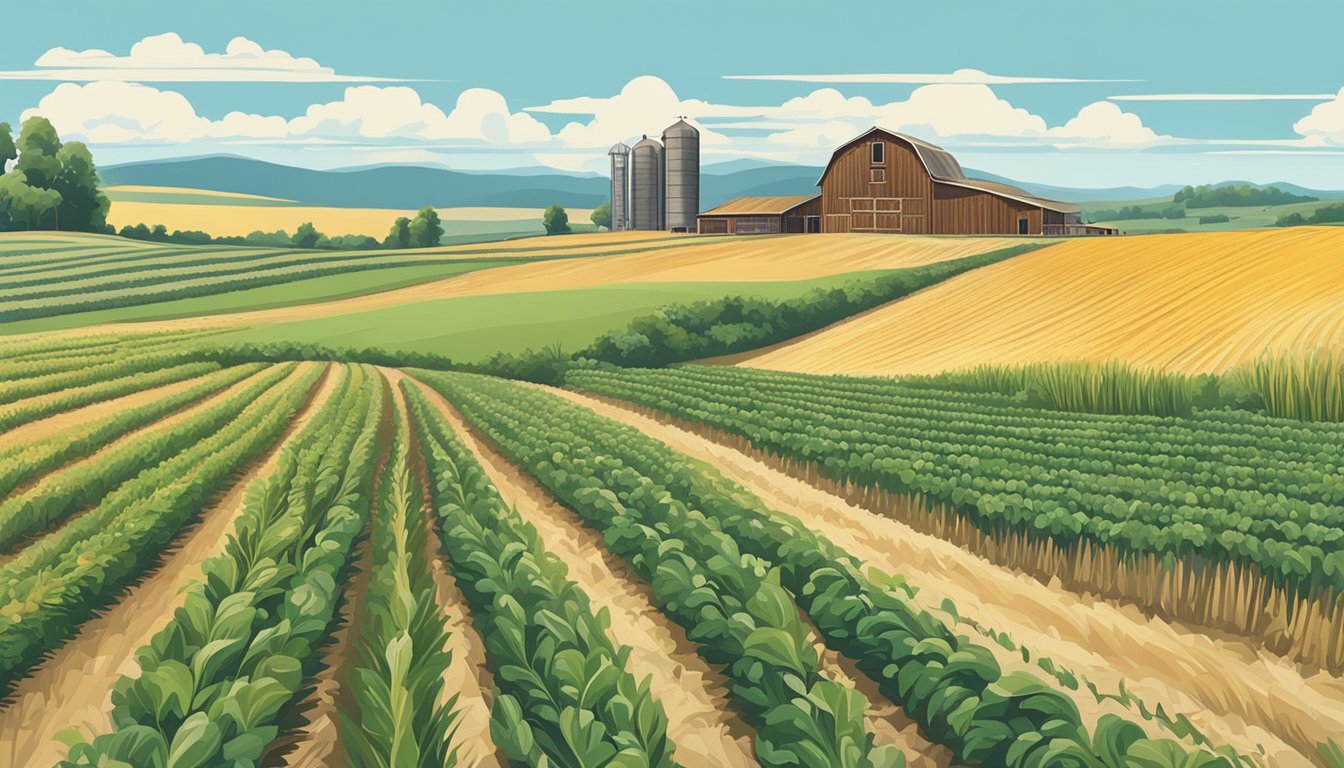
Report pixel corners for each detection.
[741,226,1344,376]
[105,200,595,239]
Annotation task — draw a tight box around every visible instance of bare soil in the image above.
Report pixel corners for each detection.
[547,386,1344,768]
[0,362,337,768]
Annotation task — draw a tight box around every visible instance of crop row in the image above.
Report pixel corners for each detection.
[566,365,1344,670]
[0,363,292,552]
[0,363,261,510]
[569,366,1344,588]
[415,372,905,768]
[0,359,223,434]
[341,388,458,766]
[0,362,323,693]
[69,364,383,768]
[420,371,1237,768]
[0,345,212,407]
[406,382,679,767]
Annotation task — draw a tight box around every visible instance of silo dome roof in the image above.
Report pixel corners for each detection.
[662,119,699,138]
[608,142,631,155]
[632,135,663,150]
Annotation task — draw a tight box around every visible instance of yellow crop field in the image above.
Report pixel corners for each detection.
[400,232,1030,292]
[121,232,1026,331]
[105,199,595,238]
[742,226,1344,375]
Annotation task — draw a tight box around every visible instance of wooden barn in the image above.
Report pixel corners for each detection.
[697,195,822,235]
[815,127,1115,236]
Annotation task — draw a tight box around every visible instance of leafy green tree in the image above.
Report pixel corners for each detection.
[590,201,612,230]
[0,170,62,229]
[407,205,444,247]
[292,221,324,248]
[15,116,63,191]
[542,204,570,235]
[0,123,15,174]
[384,216,411,249]
[52,142,109,232]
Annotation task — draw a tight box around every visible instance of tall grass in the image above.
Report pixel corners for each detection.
[901,359,1214,418]
[1224,348,1344,422]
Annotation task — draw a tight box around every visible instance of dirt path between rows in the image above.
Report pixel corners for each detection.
[0,367,280,562]
[546,387,1344,768]
[0,362,337,768]
[1,368,219,450]
[276,371,389,768]
[384,369,503,768]
[406,377,760,768]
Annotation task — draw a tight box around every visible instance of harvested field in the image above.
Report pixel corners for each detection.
[741,226,1344,375]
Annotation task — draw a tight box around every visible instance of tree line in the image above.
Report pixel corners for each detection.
[1276,203,1344,227]
[118,205,447,250]
[0,116,109,233]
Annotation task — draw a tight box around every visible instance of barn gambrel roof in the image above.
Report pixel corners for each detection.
[816,127,1078,214]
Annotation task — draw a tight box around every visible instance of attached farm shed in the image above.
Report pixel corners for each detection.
[816,127,1116,237]
[697,194,822,235]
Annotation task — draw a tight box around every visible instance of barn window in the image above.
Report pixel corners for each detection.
[1018,217,1030,235]
[870,168,886,184]
[871,141,885,164]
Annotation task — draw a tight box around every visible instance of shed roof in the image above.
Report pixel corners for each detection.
[817,127,1078,213]
[935,178,1080,213]
[699,194,821,216]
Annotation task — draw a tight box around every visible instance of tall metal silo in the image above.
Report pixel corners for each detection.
[608,142,630,231]
[630,135,664,231]
[662,119,700,233]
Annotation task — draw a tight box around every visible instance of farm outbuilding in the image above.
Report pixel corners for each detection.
[696,194,822,235]
[815,127,1115,236]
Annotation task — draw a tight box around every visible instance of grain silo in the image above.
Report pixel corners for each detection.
[662,119,700,233]
[608,142,630,231]
[629,135,664,231]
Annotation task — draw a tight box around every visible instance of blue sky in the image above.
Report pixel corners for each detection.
[2,0,1342,187]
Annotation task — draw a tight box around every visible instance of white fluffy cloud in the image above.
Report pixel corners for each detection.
[1046,101,1162,147]
[26,82,548,146]
[1293,88,1344,145]
[874,83,1048,139]
[0,33,392,82]
[530,76,732,148]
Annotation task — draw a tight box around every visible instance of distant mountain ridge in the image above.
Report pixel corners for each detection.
[101,155,1344,211]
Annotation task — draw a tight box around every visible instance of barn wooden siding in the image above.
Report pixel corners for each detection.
[820,136,932,234]
[932,183,1040,235]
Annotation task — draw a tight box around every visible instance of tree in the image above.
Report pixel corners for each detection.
[590,201,612,230]
[543,204,571,235]
[407,205,444,247]
[292,221,324,248]
[0,123,15,174]
[52,142,109,232]
[384,216,412,249]
[15,116,63,191]
[0,170,62,230]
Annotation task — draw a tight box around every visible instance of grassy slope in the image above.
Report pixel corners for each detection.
[1080,197,1344,233]
[217,270,902,362]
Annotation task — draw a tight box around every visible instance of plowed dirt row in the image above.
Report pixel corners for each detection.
[547,386,1344,767]
[383,369,503,768]
[0,362,336,768]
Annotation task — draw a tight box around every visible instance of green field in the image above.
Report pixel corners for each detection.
[219,270,900,362]
[0,260,517,335]
[1081,196,1344,233]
